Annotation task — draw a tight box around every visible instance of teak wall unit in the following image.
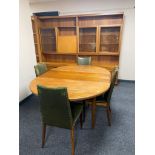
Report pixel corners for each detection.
[31,13,124,82]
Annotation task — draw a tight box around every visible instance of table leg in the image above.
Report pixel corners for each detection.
[91,98,96,128]
[83,101,86,122]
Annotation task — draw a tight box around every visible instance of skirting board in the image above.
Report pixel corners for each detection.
[118,79,135,83]
[19,94,34,105]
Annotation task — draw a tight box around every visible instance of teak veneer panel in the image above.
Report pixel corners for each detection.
[57,36,77,53]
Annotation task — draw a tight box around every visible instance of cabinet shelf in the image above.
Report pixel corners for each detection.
[79,26,97,28]
[78,52,119,56]
[79,34,96,36]
[42,51,119,56]
[99,52,119,56]
[42,43,56,45]
[79,43,96,44]
[41,26,76,29]
[38,16,77,19]
[42,61,77,67]
[99,24,121,27]
[100,43,119,45]
[41,35,55,37]
[58,26,76,28]
[43,61,118,70]
[43,52,77,55]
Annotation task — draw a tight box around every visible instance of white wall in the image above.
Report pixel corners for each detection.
[19,0,37,101]
[29,0,135,80]
[119,9,135,80]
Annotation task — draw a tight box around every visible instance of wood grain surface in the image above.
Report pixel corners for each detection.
[29,65,111,101]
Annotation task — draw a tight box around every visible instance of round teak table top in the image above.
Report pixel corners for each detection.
[29,65,111,101]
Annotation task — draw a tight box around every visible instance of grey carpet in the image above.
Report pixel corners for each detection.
[19,81,135,155]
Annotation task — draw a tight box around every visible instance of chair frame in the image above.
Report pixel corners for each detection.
[87,68,118,127]
[34,63,48,77]
[41,115,83,155]
[38,86,83,155]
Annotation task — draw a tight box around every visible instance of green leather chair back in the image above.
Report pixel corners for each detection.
[104,68,118,103]
[34,63,48,77]
[77,56,91,65]
[37,85,73,129]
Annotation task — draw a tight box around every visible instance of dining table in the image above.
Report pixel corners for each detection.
[29,65,111,128]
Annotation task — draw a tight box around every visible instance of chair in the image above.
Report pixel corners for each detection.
[34,63,48,77]
[77,56,91,120]
[77,56,91,65]
[37,85,83,155]
[88,68,118,126]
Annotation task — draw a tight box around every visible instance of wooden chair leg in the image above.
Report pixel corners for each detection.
[91,98,96,128]
[42,123,46,148]
[106,108,111,126]
[109,106,111,113]
[80,113,83,129]
[71,127,75,155]
[83,101,86,122]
